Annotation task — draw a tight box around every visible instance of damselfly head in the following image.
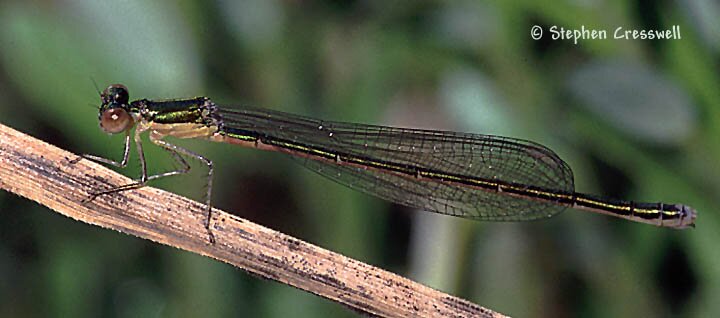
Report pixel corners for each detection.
[98,84,133,134]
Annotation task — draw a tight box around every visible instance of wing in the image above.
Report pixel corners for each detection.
[218,106,575,221]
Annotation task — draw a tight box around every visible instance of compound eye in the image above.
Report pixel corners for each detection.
[101,84,129,105]
[99,107,133,134]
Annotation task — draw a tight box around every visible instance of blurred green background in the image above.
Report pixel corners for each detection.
[0,1,717,317]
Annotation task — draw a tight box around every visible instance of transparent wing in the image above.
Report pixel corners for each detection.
[217,106,575,221]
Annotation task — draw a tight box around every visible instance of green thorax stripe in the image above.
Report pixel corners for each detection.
[135,98,209,124]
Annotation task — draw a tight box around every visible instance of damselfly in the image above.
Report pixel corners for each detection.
[77,84,697,242]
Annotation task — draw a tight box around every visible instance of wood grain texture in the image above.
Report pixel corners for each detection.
[0,123,508,318]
